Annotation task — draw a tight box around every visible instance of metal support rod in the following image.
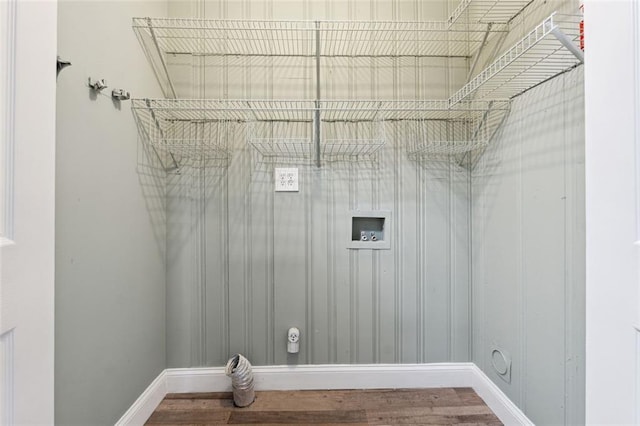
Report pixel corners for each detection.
[459,100,494,167]
[147,17,178,99]
[471,100,494,141]
[315,21,321,168]
[550,26,584,63]
[466,23,492,82]
[146,98,179,171]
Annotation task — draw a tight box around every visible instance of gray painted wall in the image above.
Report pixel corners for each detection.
[471,67,585,425]
[56,1,168,424]
[167,132,472,367]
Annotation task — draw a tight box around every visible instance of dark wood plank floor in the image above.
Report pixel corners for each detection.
[145,388,503,425]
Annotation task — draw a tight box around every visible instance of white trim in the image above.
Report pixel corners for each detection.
[0,330,15,426]
[0,238,14,248]
[0,0,16,245]
[114,371,167,426]
[470,364,534,425]
[635,4,640,424]
[637,328,640,424]
[116,363,532,425]
[166,362,475,393]
[635,0,640,244]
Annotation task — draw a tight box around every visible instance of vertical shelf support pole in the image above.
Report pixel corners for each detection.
[315,21,321,168]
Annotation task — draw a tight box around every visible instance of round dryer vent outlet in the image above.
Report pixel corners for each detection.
[490,346,512,384]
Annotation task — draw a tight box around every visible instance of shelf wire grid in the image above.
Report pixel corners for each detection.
[248,120,313,160]
[448,0,533,24]
[320,99,508,121]
[321,120,387,160]
[405,119,483,158]
[133,16,509,97]
[133,17,506,58]
[132,99,511,163]
[449,13,583,105]
[132,98,317,122]
[132,18,316,57]
[405,100,510,158]
[317,20,506,58]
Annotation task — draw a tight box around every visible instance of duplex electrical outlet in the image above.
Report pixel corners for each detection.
[275,168,299,192]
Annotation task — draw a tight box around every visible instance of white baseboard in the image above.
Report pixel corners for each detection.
[114,370,166,426]
[116,363,533,426]
[470,365,534,425]
[165,362,476,393]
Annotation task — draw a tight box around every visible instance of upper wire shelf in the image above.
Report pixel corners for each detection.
[450,12,583,105]
[133,16,508,98]
[133,17,506,58]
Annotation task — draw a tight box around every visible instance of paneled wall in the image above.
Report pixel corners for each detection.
[164,0,474,368]
[472,67,585,425]
[167,137,471,367]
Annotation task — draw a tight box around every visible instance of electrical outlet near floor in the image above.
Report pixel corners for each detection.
[275,168,299,192]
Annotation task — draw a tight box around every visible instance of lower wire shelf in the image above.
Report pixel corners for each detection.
[131,98,510,168]
[405,102,510,160]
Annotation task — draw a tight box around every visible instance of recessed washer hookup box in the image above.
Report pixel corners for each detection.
[348,211,391,250]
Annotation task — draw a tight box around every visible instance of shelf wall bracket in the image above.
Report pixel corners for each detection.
[550,26,584,63]
[144,98,180,171]
[467,23,493,82]
[471,100,494,142]
[146,17,178,99]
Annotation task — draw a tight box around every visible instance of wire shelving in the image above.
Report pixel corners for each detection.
[449,0,533,24]
[450,13,583,105]
[131,5,584,167]
[404,100,510,159]
[132,98,512,163]
[132,17,508,99]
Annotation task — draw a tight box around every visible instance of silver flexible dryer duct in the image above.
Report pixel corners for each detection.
[225,354,255,407]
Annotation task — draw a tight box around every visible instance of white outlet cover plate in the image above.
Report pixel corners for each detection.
[275,168,299,192]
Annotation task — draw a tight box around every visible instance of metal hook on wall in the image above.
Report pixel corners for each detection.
[56,56,71,77]
[111,88,131,101]
[88,77,108,91]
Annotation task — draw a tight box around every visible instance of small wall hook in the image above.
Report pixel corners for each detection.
[112,88,131,101]
[88,77,107,91]
[56,56,71,76]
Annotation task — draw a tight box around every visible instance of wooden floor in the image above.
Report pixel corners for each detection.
[145,388,503,425]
